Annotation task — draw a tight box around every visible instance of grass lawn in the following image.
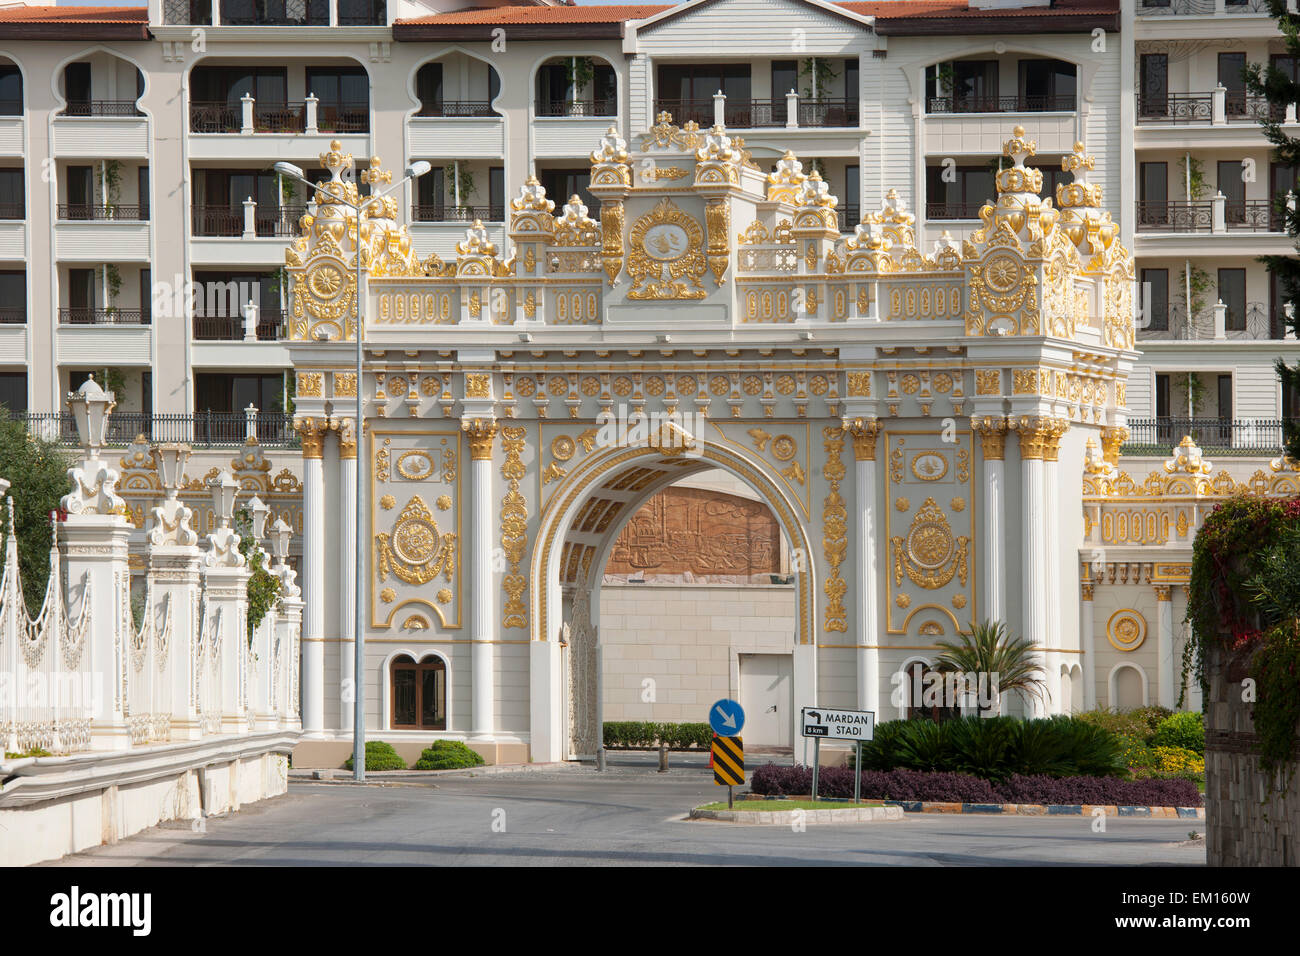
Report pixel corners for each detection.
[698,799,885,811]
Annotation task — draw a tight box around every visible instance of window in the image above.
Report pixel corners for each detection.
[1156,373,1171,418]
[0,271,24,325]
[306,66,368,132]
[1139,54,1168,116]
[0,169,21,219]
[843,163,860,227]
[415,166,445,219]
[137,167,149,219]
[844,57,858,102]
[926,59,998,111]
[1219,52,1247,115]
[68,269,95,311]
[1284,377,1300,419]
[0,372,25,413]
[416,62,442,115]
[0,66,20,116]
[1218,160,1245,223]
[64,62,90,110]
[1017,58,1076,110]
[1271,270,1292,339]
[657,63,751,103]
[195,372,284,415]
[1219,268,1247,331]
[771,59,797,100]
[140,268,150,325]
[536,59,615,115]
[926,164,994,218]
[191,66,288,106]
[1138,162,1168,228]
[390,655,446,729]
[1218,375,1233,421]
[489,166,504,221]
[1140,268,1169,332]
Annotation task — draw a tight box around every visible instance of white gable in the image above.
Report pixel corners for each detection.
[631,0,873,56]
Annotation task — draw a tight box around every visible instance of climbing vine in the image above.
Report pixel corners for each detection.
[1177,155,1209,201]
[800,57,839,100]
[444,161,476,209]
[235,507,282,643]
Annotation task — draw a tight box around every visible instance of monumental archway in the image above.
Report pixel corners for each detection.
[282,115,1137,763]
[533,435,817,756]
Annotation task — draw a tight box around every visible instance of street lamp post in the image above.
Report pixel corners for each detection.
[273,157,430,782]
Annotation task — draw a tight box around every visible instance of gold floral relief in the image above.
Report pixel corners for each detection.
[822,425,848,633]
[626,197,707,300]
[890,497,969,591]
[500,425,529,629]
[375,495,457,587]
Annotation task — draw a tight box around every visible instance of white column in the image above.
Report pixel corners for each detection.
[1043,427,1063,714]
[1019,422,1047,718]
[338,422,356,733]
[786,90,799,130]
[242,197,256,239]
[849,422,880,713]
[975,420,1008,622]
[204,564,250,735]
[300,423,326,736]
[63,516,133,750]
[467,421,497,738]
[1081,582,1097,711]
[240,92,254,135]
[149,546,202,740]
[1156,585,1174,708]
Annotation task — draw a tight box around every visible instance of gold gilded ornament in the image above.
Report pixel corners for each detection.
[375,496,457,586]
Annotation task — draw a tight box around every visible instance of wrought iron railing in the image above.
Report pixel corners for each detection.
[1136,93,1213,124]
[191,204,306,237]
[337,0,385,25]
[57,204,148,221]
[59,101,144,118]
[837,205,861,232]
[926,202,987,220]
[536,99,617,117]
[1225,199,1281,231]
[1138,302,1285,340]
[192,205,243,237]
[926,94,1076,114]
[192,311,284,341]
[163,0,213,24]
[1225,92,1270,122]
[59,308,150,325]
[0,308,25,324]
[1135,200,1213,232]
[316,102,369,133]
[412,204,505,223]
[415,101,497,118]
[1121,418,1288,456]
[14,411,299,448]
[1138,0,1274,14]
[190,101,241,133]
[254,102,306,132]
[0,202,23,219]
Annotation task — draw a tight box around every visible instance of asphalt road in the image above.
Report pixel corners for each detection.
[45,754,1207,867]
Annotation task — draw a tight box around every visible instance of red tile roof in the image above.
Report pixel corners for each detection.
[0,5,147,23]
[397,4,671,24]
[840,0,1117,18]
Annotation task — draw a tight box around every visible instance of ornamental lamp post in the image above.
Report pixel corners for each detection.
[151,442,192,501]
[269,516,292,568]
[271,156,430,783]
[67,374,115,459]
[208,471,238,528]
[247,493,270,540]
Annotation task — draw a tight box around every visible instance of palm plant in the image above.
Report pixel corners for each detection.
[933,620,1048,717]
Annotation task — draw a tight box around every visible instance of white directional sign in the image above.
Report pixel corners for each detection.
[801,706,875,741]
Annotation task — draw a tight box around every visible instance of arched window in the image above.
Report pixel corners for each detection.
[390,654,446,729]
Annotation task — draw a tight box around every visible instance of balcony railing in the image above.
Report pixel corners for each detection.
[1137,93,1213,124]
[1225,199,1280,231]
[190,101,241,133]
[926,94,1076,114]
[59,101,144,118]
[337,0,386,25]
[59,308,150,325]
[0,202,23,220]
[316,102,369,133]
[1121,418,1287,457]
[652,97,858,128]
[191,203,307,237]
[1225,92,1270,122]
[162,0,212,24]
[1136,200,1213,232]
[536,99,617,118]
[192,311,284,341]
[1139,303,1285,341]
[57,204,148,221]
[14,411,299,448]
[217,0,329,26]
[926,201,987,220]
[837,204,860,232]
[1138,0,1276,15]
[0,308,25,324]
[415,101,497,118]
[412,204,504,223]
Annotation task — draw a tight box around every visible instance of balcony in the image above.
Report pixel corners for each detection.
[652,96,859,129]
[59,308,150,326]
[14,410,298,449]
[0,307,24,324]
[56,204,147,222]
[51,108,149,157]
[926,202,987,221]
[58,101,144,118]
[189,98,367,135]
[837,205,860,232]
[192,203,307,238]
[192,311,284,341]
[1121,418,1286,457]
[416,102,496,118]
[536,99,617,118]
[926,95,1076,114]
[0,202,22,220]
[1139,302,1286,341]
[412,204,504,224]
[1137,0,1280,15]
[1136,199,1282,234]
[1137,91,1273,125]
[337,0,386,25]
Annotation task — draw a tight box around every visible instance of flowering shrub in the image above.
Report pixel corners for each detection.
[1116,734,1156,770]
[1149,746,1205,778]
[1151,711,1206,755]
[749,764,1203,807]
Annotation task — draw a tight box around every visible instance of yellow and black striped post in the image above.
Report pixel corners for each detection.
[712,735,744,808]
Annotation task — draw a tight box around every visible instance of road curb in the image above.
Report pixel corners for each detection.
[290,761,577,783]
[689,805,904,824]
[883,800,1205,818]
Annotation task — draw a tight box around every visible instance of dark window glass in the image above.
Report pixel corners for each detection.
[1156,373,1171,419]
[1218,159,1245,205]
[393,664,416,727]
[195,372,282,414]
[1139,54,1168,115]
[1140,162,1167,202]
[64,63,90,107]
[0,372,25,413]
[0,270,25,325]
[1219,268,1247,330]
[1218,374,1233,420]
[1017,58,1076,108]
[489,166,504,220]
[1218,52,1247,94]
[416,62,443,113]
[771,60,797,99]
[656,63,751,102]
[0,169,22,217]
[1141,268,1169,331]
[844,57,858,101]
[69,269,94,310]
[540,168,597,218]
[390,655,446,729]
[0,66,21,114]
[137,167,149,218]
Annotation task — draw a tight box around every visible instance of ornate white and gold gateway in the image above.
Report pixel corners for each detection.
[284,123,1138,761]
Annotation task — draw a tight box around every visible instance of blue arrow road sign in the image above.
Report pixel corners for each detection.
[710,698,745,737]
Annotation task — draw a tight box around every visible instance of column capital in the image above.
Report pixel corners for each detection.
[332,416,357,460]
[841,416,881,460]
[1081,581,1094,601]
[1154,584,1172,602]
[294,416,330,459]
[970,415,1009,460]
[1100,425,1128,467]
[462,417,499,460]
[1012,415,1068,461]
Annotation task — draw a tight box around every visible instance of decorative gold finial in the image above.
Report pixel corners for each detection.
[360,155,392,186]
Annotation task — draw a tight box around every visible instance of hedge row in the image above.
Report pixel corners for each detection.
[603,722,713,750]
[750,764,1202,807]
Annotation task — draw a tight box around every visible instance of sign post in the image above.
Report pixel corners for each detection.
[800,706,875,804]
[709,699,746,809]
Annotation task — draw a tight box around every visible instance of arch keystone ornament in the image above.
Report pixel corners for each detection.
[283,117,1137,761]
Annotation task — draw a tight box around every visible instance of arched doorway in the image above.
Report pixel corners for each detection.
[529,437,817,760]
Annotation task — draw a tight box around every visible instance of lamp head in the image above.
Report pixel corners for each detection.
[248,494,270,540]
[406,161,432,179]
[273,161,305,180]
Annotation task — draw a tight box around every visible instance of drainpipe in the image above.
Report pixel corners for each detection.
[1186,256,1193,417]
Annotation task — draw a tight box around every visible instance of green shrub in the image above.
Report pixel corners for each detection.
[413,740,485,770]
[1152,711,1205,755]
[342,740,407,772]
[1077,708,1158,744]
[1128,705,1175,736]
[855,716,1123,781]
[602,721,712,749]
[1116,733,1156,770]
